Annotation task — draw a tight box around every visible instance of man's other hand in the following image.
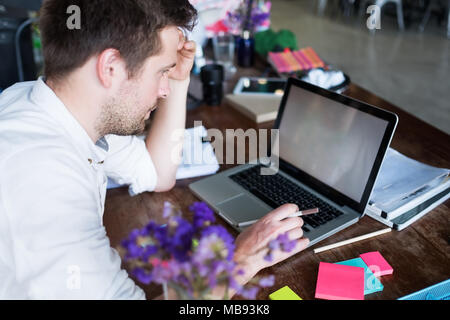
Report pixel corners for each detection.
[169,29,196,81]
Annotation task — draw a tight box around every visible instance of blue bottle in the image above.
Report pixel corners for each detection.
[237,30,255,68]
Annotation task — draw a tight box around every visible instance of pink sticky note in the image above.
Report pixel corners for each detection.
[360,251,393,277]
[315,262,365,300]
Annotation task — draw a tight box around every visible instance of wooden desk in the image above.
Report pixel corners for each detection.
[103,80,450,300]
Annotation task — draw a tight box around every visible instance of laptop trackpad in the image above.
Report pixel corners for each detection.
[216,194,271,225]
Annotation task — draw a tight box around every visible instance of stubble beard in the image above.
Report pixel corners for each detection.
[95,92,148,138]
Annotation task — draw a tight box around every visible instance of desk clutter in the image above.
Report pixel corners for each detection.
[270,251,393,300]
[315,251,393,300]
[267,47,350,93]
[268,47,326,73]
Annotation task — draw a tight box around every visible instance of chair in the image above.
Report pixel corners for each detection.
[419,0,450,38]
[317,0,328,15]
[448,4,450,38]
[359,0,405,30]
[317,0,357,17]
[15,17,39,82]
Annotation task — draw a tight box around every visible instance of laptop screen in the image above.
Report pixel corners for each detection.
[273,82,390,203]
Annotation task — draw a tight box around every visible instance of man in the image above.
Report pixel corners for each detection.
[0,0,309,299]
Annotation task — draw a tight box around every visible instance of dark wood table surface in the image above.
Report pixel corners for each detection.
[103,69,450,300]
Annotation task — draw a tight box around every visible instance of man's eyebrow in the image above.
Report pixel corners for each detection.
[159,63,177,72]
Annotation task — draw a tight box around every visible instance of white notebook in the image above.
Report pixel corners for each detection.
[175,125,220,180]
[107,126,219,190]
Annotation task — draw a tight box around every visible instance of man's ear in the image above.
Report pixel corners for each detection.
[96,48,127,88]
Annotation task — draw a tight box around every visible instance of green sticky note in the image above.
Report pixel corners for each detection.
[336,257,384,295]
[269,286,302,300]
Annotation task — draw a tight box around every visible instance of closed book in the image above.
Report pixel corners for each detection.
[391,185,450,231]
[379,176,449,220]
[224,94,281,123]
[365,181,450,231]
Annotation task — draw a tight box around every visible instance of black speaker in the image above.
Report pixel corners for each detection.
[0,4,37,90]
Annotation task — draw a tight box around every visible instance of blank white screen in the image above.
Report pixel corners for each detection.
[275,85,388,202]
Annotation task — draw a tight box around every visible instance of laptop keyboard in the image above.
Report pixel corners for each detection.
[229,165,344,232]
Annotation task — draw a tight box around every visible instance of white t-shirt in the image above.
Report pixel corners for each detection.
[0,78,158,299]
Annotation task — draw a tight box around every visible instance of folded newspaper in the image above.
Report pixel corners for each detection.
[365,148,450,230]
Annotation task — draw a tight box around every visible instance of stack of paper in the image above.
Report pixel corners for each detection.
[175,126,220,180]
[365,148,450,231]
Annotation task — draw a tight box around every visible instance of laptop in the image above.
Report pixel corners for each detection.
[189,77,398,247]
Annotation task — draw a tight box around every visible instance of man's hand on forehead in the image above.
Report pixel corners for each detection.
[177,28,196,51]
[177,28,187,50]
[169,28,196,81]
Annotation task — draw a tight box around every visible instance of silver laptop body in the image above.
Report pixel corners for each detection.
[190,78,398,247]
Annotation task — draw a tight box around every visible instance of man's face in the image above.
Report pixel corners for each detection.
[97,26,179,137]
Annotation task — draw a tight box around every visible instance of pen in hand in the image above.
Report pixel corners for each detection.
[237,207,320,228]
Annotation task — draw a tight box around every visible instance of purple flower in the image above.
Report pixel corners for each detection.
[228,276,243,294]
[192,235,216,265]
[163,201,173,218]
[190,202,216,230]
[277,233,297,252]
[264,233,297,262]
[120,201,278,300]
[264,252,273,262]
[226,0,271,34]
[143,221,158,234]
[175,273,194,296]
[258,275,275,287]
[268,239,280,251]
[142,245,158,261]
[132,267,152,285]
[152,226,169,250]
[120,228,139,247]
[239,286,259,299]
[121,228,148,260]
[201,225,235,261]
[149,258,181,284]
[169,217,194,262]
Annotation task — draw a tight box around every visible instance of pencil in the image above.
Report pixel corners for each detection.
[237,208,319,228]
[313,228,392,254]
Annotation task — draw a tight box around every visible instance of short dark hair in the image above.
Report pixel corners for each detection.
[39,0,197,80]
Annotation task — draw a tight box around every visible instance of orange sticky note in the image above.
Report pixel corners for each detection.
[315,262,365,300]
